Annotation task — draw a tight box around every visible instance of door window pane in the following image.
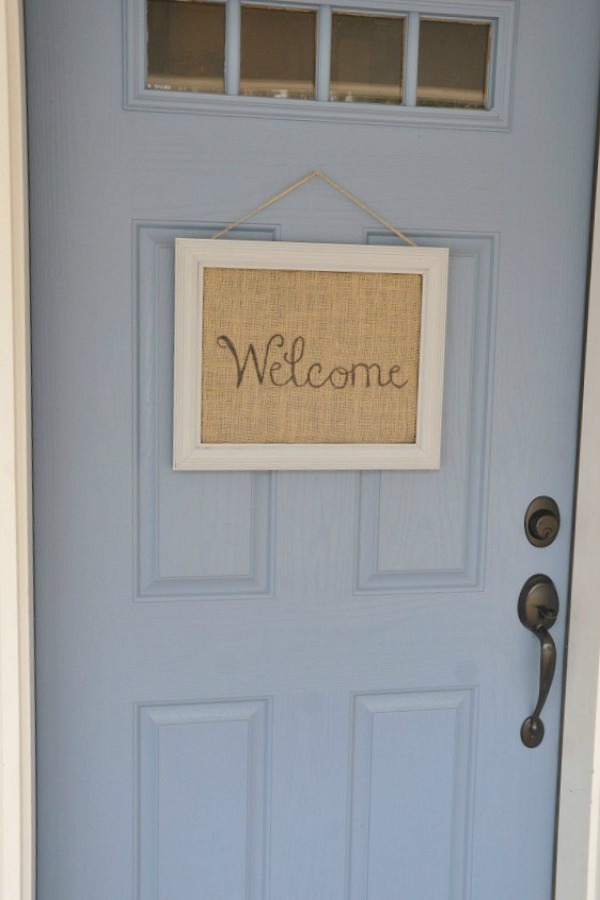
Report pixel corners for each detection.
[417,19,491,109]
[240,6,316,100]
[330,13,405,104]
[144,2,497,116]
[147,0,226,93]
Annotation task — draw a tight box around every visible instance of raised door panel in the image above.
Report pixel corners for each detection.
[137,225,276,598]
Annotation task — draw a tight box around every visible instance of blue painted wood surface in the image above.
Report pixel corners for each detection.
[26,0,600,896]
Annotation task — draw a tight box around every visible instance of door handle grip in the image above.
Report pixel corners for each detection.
[518,575,559,748]
[521,628,556,748]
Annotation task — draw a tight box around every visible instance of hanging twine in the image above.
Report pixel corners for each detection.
[211,170,418,247]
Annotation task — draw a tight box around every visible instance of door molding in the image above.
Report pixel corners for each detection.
[2,1,599,895]
[555,141,600,898]
[0,1,34,898]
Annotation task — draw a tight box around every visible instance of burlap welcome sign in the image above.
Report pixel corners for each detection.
[173,240,449,470]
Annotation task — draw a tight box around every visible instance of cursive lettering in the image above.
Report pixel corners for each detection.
[216,334,408,390]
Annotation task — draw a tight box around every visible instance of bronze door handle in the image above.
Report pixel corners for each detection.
[518,575,559,748]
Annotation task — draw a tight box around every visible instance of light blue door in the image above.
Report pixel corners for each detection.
[27,0,600,897]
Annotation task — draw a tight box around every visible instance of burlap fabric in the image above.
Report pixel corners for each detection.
[201,267,422,444]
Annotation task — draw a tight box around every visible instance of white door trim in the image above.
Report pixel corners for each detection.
[2,3,598,895]
[0,1,34,898]
[555,146,600,898]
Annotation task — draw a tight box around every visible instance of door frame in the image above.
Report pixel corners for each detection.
[1,3,598,896]
[0,1,34,898]
[554,141,600,897]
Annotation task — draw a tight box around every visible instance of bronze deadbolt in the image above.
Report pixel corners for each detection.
[524,496,560,547]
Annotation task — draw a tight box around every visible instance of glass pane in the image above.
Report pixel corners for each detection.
[147,0,225,94]
[330,14,404,104]
[240,6,316,100]
[417,19,491,109]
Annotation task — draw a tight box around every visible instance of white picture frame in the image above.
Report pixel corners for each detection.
[173,239,449,470]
